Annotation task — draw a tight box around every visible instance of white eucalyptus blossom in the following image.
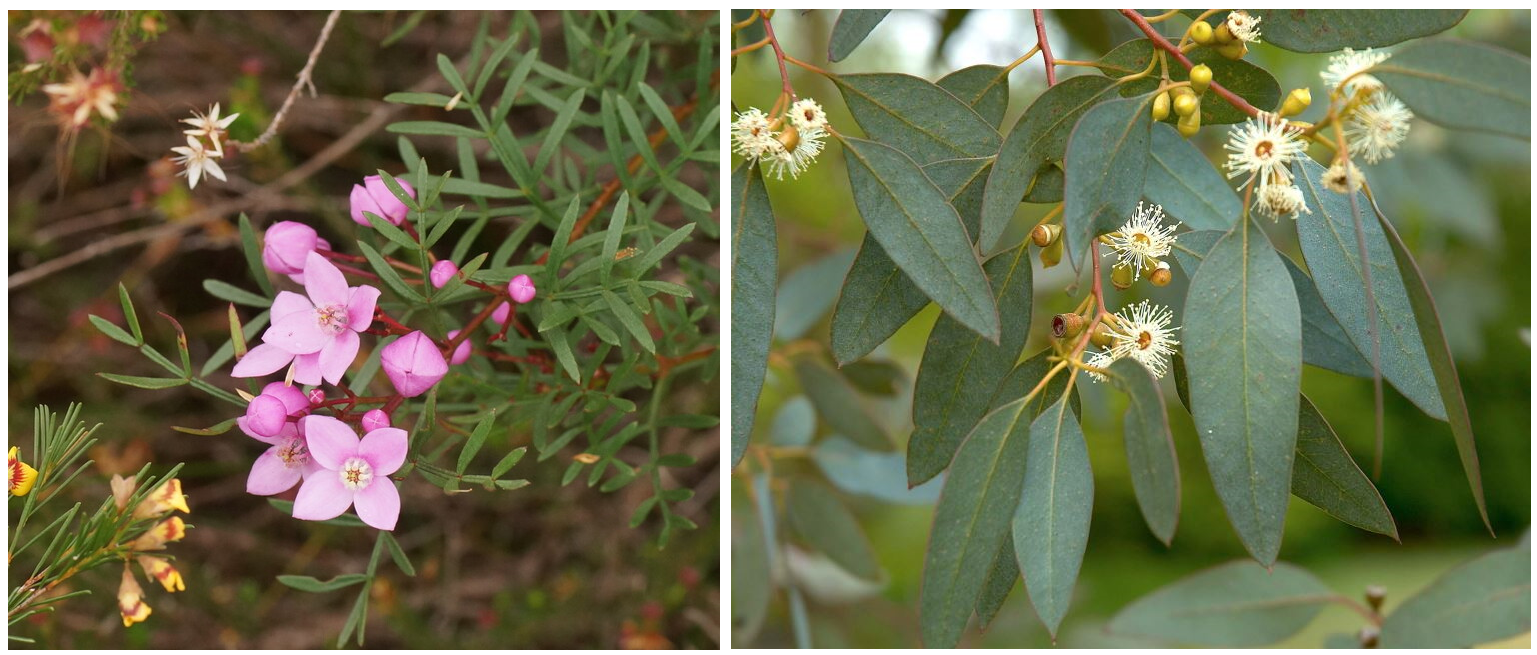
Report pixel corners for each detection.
[1345,94,1413,164]
[766,123,826,181]
[1104,202,1179,279]
[1106,300,1180,378]
[1255,183,1311,221]
[1085,347,1118,383]
[788,97,828,133]
[1225,10,1262,43]
[1321,48,1390,96]
[731,107,779,162]
[1224,111,1306,195]
[1323,159,1363,194]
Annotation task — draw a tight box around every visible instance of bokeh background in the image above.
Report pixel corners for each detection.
[732,8,1530,648]
[9,10,718,648]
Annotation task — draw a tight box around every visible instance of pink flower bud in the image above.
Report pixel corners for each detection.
[381,331,448,398]
[261,381,311,414]
[307,389,325,406]
[491,302,511,325]
[507,274,537,304]
[361,409,391,433]
[350,175,416,227]
[244,395,288,437]
[445,329,471,365]
[261,221,320,276]
[430,260,459,288]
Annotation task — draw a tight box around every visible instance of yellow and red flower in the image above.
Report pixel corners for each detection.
[131,516,187,551]
[137,556,185,593]
[9,446,38,497]
[132,478,189,519]
[117,565,152,627]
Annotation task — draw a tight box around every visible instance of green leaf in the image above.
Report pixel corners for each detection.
[383,91,462,108]
[1183,218,1301,566]
[974,539,1019,630]
[436,178,523,199]
[88,315,137,346]
[786,480,881,581]
[1379,539,1530,648]
[548,327,580,383]
[387,121,484,139]
[491,447,526,479]
[277,573,369,594]
[980,75,1118,252]
[1294,159,1445,419]
[544,197,581,284]
[601,290,656,353]
[1252,9,1466,53]
[1107,560,1332,646]
[936,64,1010,129]
[172,417,239,436]
[203,279,271,308]
[600,192,630,283]
[1013,396,1092,638]
[1142,123,1240,231]
[1369,193,1491,532]
[1107,358,1179,546]
[919,396,1034,648]
[1061,94,1154,270]
[356,241,426,303]
[909,243,1032,485]
[457,411,496,474]
[774,249,857,341]
[97,373,187,389]
[827,10,890,62]
[812,436,942,505]
[237,213,274,296]
[363,210,419,252]
[1292,395,1398,539]
[1098,40,1281,126]
[792,355,889,451]
[841,136,999,342]
[631,223,695,274]
[834,73,1001,165]
[731,479,772,645]
[985,348,1080,420]
[381,531,416,576]
[1368,38,1530,139]
[730,166,776,469]
[829,156,991,364]
[118,283,142,344]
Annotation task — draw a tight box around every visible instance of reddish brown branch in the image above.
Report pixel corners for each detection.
[1118,9,1260,117]
[1034,10,1057,86]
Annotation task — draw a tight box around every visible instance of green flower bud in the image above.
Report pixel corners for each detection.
[1152,91,1171,121]
[1189,64,1212,94]
[1189,20,1215,45]
[1111,262,1135,290]
[1280,87,1312,117]
[1177,108,1201,137]
[1173,93,1199,117]
[1216,40,1248,60]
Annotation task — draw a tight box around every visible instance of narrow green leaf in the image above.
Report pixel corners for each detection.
[383,91,461,108]
[792,355,889,451]
[548,327,580,383]
[1292,395,1398,539]
[601,290,656,353]
[97,373,187,389]
[172,417,240,436]
[118,283,142,344]
[731,167,775,469]
[631,223,695,274]
[544,197,582,284]
[1107,561,1332,646]
[363,211,419,251]
[1142,123,1240,230]
[457,411,496,474]
[841,135,999,342]
[357,241,426,303]
[1183,218,1301,566]
[1013,396,1093,638]
[600,193,630,284]
[786,480,881,581]
[491,447,526,479]
[1379,539,1529,648]
[534,89,586,174]
[635,83,682,149]
[827,10,890,62]
[237,214,274,296]
[936,64,1010,129]
[1061,94,1155,269]
[381,531,416,577]
[88,315,137,346]
[1252,9,1466,53]
[1369,38,1529,138]
[203,279,272,308]
[1107,358,1180,546]
[387,121,485,139]
[834,73,1000,165]
[277,573,369,594]
[492,48,539,127]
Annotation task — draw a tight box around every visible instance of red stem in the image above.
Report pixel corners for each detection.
[1118,9,1260,117]
[1033,10,1057,86]
[760,10,796,99]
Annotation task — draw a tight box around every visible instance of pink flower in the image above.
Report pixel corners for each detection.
[491,302,511,325]
[292,415,406,531]
[349,175,415,227]
[445,329,471,365]
[507,274,537,304]
[243,417,321,496]
[429,260,458,288]
[240,381,310,437]
[262,221,329,282]
[361,409,391,433]
[231,252,380,385]
[381,331,448,397]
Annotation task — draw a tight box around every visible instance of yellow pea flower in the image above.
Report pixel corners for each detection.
[9,446,38,497]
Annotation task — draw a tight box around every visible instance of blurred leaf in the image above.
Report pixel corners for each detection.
[787,480,881,581]
[97,373,186,389]
[813,435,942,505]
[1292,395,1398,539]
[387,121,484,139]
[731,166,777,468]
[936,65,1010,129]
[1107,358,1179,546]
[841,136,999,342]
[1061,94,1154,269]
[278,574,369,594]
[827,10,890,62]
[1183,218,1301,566]
[172,417,239,436]
[835,73,1001,165]
[237,213,274,297]
[731,479,771,646]
[1142,124,1239,231]
[775,248,857,340]
[1254,9,1466,53]
[769,396,815,447]
[1099,40,1281,125]
[792,355,888,451]
[1013,396,1092,638]
[1379,539,1530,647]
[383,91,462,108]
[1369,38,1529,139]
[839,359,904,396]
[1107,561,1332,646]
[909,243,1032,485]
[784,546,886,604]
[1294,158,1445,419]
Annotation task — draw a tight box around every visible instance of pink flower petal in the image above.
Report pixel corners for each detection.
[271,291,314,322]
[301,415,359,470]
[292,352,323,386]
[346,285,381,332]
[359,427,408,476]
[232,343,295,378]
[292,472,354,521]
[350,184,384,227]
[240,419,296,445]
[247,450,302,495]
[244,394,288,437]
[303,252,350,307]
[353,480,400,531]
[263,309,328,354]
[318,330,360,385]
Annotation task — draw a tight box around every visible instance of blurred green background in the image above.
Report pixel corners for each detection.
[732,9,1530,648]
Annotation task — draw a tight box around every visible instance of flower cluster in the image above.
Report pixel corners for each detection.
[169,104,240,189]
[731,98,828,180]
[1087,300,1182,382]
[112,475,192,626]
[1320,48,1415,179]
[1223,111,1312,221]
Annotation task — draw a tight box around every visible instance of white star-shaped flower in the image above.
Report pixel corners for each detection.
[182,103,240,155]
[170,135,226,189]
[1224,111,1306,195]
[1104,202,1179,279]
[1106,300,1180,378]
[1345,94,1413,164]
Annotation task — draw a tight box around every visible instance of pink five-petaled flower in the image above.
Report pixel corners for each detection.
[349,175,415,227]
[231,252,380,385]
[240,381,311,438]
[429,260,459,288]
[507,274,537,304]
[293,415,406,531]
[242,416,320,496]
[262,221,330,283]
[380,331,448,398]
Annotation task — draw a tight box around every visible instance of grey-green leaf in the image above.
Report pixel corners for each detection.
[937,65,1010,129]
[731,480,772,645]
[731,166,777,469]
[1061,94,1154,269]
[1142,123,1240,231]
[975,539,1019,630]
[835,73,1001,165]
[1013,396,1093,639]
[841,136,999,342]
[1107,560,1332,646]
[1379,539,1530,648]
[793,355,890,451]
[1252,9,1466,53]
[1107,358,1179,546]
[1369,38,1530,139]
[1183,219,1301,566]
[786,480,881,581]
[827,10,890,62]
[909,243,1032,486]
[1292,395,1398,539]
[1294,158,1445,419]
[919,397,1034,648]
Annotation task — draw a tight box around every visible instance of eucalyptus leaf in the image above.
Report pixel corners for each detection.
[1013,396,1093,638]
[1253,9,1466,53]
[787,480,881,581]
[731,166,777,469]
[1379,539,1530,648]
[1141,123,1240,231]
[827,10,890,62]
[1107,358,1179,546]
[936,64,1010,129]
[1369,38,1530,139]
[1107,560,1332,646]
[835,73,1001,165]
[1061,94,1155,270]
[1293,395,1398,539]
[793,355,889,451]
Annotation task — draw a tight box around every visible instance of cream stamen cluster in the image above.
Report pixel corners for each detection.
[1104,202,1179,279]
[731,98,829,180]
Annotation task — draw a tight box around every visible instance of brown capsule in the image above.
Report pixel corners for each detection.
[1365,585,1386,611]
[1052,312,1086,339]
[1031,223,1061,247]
[1358,626,1380,649]
[1149,264,1173,287]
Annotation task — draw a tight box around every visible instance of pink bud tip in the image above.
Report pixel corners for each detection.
[446,329,472,365]
[430,260,459,289]
[361,409,391,433]
[349,175,416,227]
[261,221,320,276]
[491,302,512,325]
[244,395,289,438]
[507,274,537,304]
[380,331,449,398]
[307,389,325,406]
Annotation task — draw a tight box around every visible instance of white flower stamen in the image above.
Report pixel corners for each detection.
[1321,48,1390,96]
[1255,183,1312,222]
[1225,11,1262,43]
[1104,202,1179,279]
[1106,300,1180,378]
[1345,94,1413,164]
[1224,111,1306,195]
[338,457,373,491]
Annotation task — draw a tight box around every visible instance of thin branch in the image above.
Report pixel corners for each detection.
[230,10,343,153]
[1033,9,1056,86]
[1118,9,1260,118]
